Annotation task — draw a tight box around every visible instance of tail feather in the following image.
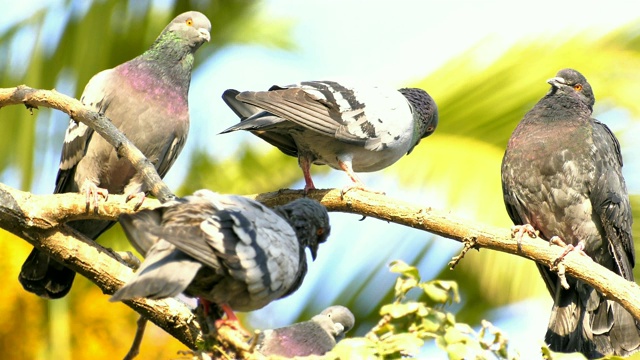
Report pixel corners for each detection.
[18,219,114,298]
[546,284,640,358]
[18,248,75,299]
[110,240,202,302]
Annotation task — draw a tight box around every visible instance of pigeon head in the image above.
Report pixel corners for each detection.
[321,305,356,340]
[398,88,439,154]
[276,198,331,260]
[546,68,595,111]
[156,11,211,51]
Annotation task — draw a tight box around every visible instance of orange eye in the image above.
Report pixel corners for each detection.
[574,84,583,91]
[316,228,324,236]
[186,18,193,26]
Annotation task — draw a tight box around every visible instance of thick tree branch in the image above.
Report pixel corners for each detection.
[4,182,640,326]
[0,86,174,202]
[0,183,200,347]
[249,188,640,322]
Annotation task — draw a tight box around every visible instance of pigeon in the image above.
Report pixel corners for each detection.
[18,11,211,299]
[110,190,331,324]
[220,81,438,194]
[501,68,640,357]
[255,305,355,357]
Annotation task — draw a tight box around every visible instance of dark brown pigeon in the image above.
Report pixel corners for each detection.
[501,68,640,357]
[19,11,211,299]
[255,305,355,357]
[110,190,331,325]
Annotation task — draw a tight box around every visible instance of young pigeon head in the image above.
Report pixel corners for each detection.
[546,68,595,111]
[276,198,331,260]
[158,11,211,50]
[398,88,439,154]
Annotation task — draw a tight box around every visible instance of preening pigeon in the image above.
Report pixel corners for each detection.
[255,305,355,357]
[18,11,211,299]
[220,81,438,194]
[110,190,331,322]
[501,68,640,357]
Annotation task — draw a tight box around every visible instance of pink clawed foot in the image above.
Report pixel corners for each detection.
[338,160,384,199]
[214,303,250,337]
[126,192,146,210]
[550,236,588,266]
[510,224,538,251]
[80,181,109,212]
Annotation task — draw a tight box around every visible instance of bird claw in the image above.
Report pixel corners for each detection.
[80,181,109,213]
[114,251,142,269]
[551,237,587,267]
[126,192,146,210]
[214,303,251,338]
[340,184,385,200]
[510,224,538,252]
[303,183,316,195]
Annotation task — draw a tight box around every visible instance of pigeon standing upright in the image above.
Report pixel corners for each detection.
[18,11,211,299]
[110,190,331,323]
[501,68,640,357]
[220,81,438,194]
[255,305,355,357]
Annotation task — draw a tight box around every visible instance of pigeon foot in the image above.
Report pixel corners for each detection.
[126,192,146,210]
[510,224,538,251]
[215,304,250,337]
[550,236,588,267]
[80,180,109,212]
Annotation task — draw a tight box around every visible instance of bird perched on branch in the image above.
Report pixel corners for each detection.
[19,11,211,299]
[110,190,331,328]
[255,305,355,357]
[220,81,438,195]
[501,68,640,357]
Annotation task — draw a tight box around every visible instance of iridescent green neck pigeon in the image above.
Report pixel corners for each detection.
[255,305,355,357]
[220,81,438,194]
[501,68,640,357]
[110,190,331,324]
[19,11,211,299]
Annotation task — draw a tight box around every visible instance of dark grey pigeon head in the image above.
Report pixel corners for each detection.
[398,88,439,154]
[275,198,330,260]
[547,68,595,111]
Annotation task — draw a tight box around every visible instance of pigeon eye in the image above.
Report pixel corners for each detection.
[186,18,194,26]
[574,84,583,92]
[316,228,325,236]
[426,126,435,132]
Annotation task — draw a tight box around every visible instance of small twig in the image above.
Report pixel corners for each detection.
[448,236,478,269]
[123,315,148,360]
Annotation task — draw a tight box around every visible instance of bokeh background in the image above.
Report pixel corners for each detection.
[2,1,640,359]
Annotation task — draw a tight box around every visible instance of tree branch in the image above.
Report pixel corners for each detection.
[0,86,174,202]
[249,188,640,322]
[0,183,200,347]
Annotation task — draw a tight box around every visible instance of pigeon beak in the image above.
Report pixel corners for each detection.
[199,28,211,42]
[547,76,566,88]
[310,245,319,260]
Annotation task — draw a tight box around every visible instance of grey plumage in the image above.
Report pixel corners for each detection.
[256,305,355,357]
[501,68,640,357]
[110,190,331,314]
[18,11,211,299]
[220,81,438,192]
